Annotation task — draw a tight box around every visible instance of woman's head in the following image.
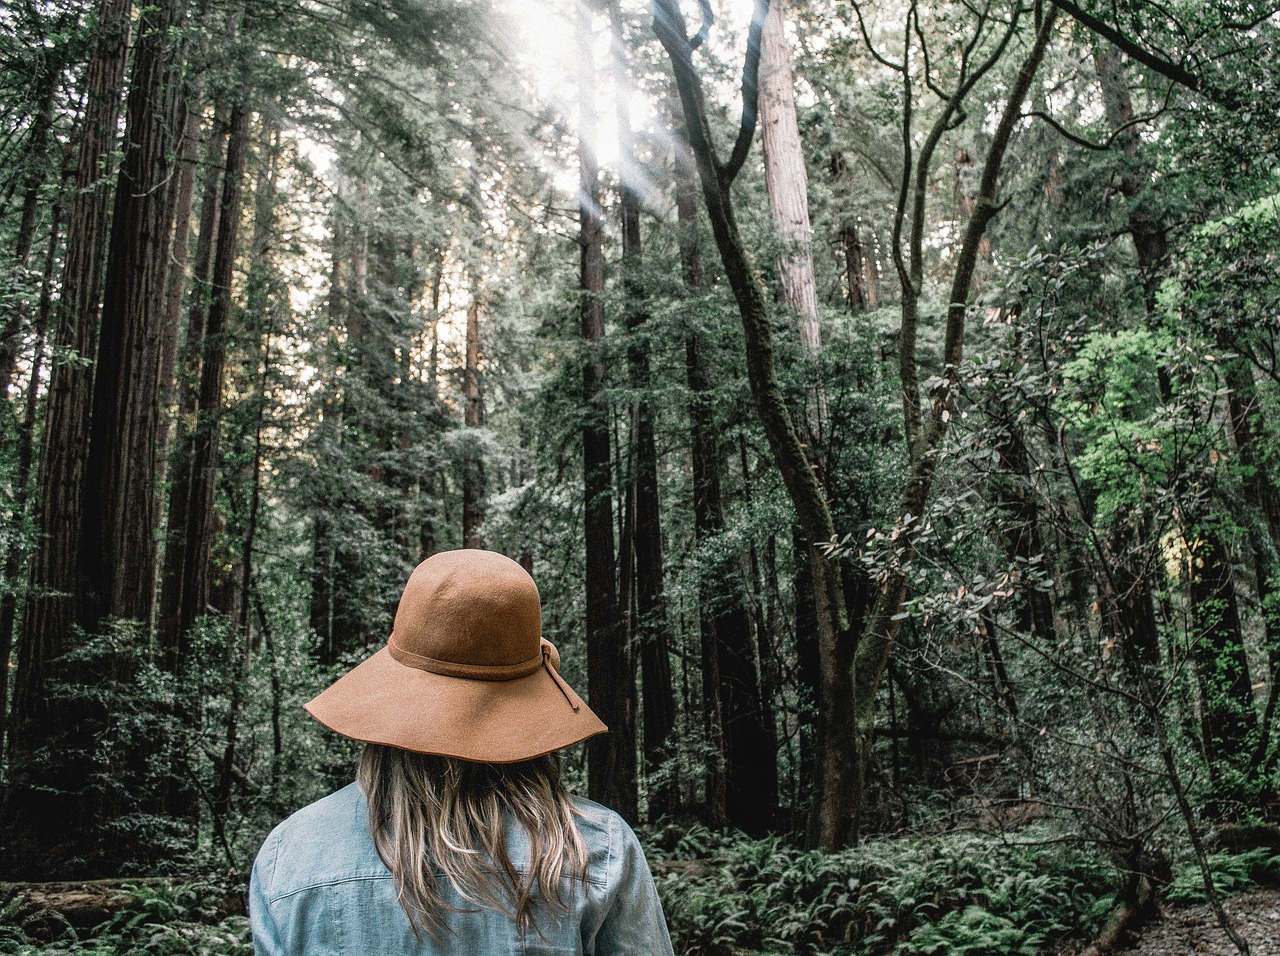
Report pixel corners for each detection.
[358,744,587,938]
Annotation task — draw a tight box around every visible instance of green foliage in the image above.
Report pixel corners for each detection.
[652,828,1113,956]
[1165,847,1280,906]
[0,882,250,956]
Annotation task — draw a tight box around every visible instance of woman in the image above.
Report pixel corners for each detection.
[250,549,675,954]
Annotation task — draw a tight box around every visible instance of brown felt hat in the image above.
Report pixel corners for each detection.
[305,549,606,763]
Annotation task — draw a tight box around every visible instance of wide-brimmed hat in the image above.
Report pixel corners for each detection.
[305,549,607,763]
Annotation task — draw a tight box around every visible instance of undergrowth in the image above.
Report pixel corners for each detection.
[650,826,1116,956]
[0,882,250,956]
[3,835,1277,954]
[1165,846,1280,905]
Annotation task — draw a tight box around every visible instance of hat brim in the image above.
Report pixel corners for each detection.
[304,647,608,763]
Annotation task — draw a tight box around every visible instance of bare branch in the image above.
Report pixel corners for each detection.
[850,0,905,71]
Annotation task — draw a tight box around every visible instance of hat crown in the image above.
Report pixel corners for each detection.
[392,550,541,668]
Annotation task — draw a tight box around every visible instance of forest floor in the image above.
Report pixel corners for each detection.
[1055,889,1280,956]
[1126,890,1280,956]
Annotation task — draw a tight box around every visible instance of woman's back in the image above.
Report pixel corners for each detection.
[250,782,673,955]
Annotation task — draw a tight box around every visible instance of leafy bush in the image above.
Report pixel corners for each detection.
[651,828,1114,955]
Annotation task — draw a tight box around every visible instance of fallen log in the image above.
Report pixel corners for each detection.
[0,878,246,943]
[1080,875,1157,956]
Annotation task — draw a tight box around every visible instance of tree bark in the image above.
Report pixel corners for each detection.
[154,69,212,503]
[157,101,248,671]
[0,182,63,765]
[157,102,228,659]
[0,62,57,392]
[759,0,820,352]
[80,0,185,631]
[1093,48,1169,311]
[840,219,877,314]
[3,0,132,879]
[1222,356,1280,769]
[1185,528,1260,809]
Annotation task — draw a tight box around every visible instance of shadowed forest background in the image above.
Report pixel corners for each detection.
[1,0,1280,952]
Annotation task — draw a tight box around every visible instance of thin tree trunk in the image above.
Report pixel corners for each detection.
[609,0,676,820]
[462,288,485,548]
[579,1,636,822]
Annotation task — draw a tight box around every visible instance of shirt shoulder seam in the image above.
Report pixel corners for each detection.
[268,872,394,904]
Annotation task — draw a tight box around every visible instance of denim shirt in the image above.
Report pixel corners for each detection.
[250,783,675,955]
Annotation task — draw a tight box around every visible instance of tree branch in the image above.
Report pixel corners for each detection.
[722,0,770,185]
[1048,0,1243,109]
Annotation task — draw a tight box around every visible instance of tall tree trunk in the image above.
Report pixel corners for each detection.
[658,0,853,847]
[310,213,344,655]
[1185,528,1260,810]
[462,289,485,548]
[80,0,184,631]
[1093,47,1168,310]
[991,405,1056,642]
[609,0,676,820]
[759,0,819,351]
[157,102,228,659]
[3,0,132,880]
[676,127,779,832]
[579,1,636,822]
[839,219,877,314]
[154,71,209,501]
[0,65,57,391]
[759,0,828,446]
[1222,356,1280,769]
[0,184,63,764]
[157,101,248,670]
[677,128,724,828]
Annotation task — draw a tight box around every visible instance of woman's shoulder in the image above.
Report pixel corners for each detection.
[568,795,651,888]
[253,783,384,902]
[270,781,366,843]
[568,794,630,843]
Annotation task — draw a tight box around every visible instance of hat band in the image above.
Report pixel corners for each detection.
[388,636,544,680]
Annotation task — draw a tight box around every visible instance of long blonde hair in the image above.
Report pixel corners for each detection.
[357,744,588,938]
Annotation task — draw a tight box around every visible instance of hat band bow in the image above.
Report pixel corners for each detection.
[387,635,581,712]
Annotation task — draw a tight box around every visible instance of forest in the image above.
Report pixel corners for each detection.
[1,0,1279,952]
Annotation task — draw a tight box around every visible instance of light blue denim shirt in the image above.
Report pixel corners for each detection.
[250,783,675,955]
